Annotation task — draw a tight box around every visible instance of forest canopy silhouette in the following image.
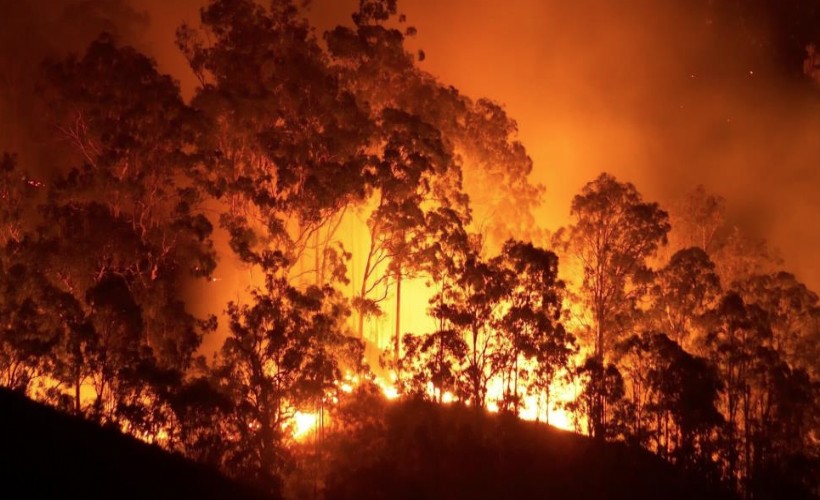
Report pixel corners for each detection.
[0,0,818,499]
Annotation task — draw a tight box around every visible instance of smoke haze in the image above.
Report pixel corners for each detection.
[2,0,818,289]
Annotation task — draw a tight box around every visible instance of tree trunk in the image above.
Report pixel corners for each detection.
[470,327,483,409]
[74,366,82,416]
[596,316,604,360]
[258,407,277,490]
[436,333,444,404]
[394,265,402,367]
[314,230,321,286]
[513,354,519,412]
[357,301,365,341]
[357,237,376,340]
[593,312,606,440]
[545,386,551,425]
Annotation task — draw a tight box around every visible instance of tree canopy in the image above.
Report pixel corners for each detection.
[0,1,816,498]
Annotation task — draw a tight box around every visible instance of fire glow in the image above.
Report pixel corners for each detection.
[291,411,319,440]
[1,1,817,498]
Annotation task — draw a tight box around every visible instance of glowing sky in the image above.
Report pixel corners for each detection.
[78,0,820,291]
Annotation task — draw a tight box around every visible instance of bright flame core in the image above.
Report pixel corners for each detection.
[379,380,399,400]
[368,372,578,432]
[291,411,319,440]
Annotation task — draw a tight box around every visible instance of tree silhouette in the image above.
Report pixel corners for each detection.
[668,185,726,255]
[398,329,468,402]
[563,173,670,438]
[0,2,816,498]
[212,252,357,493]
[325,1,543,251]
[616,331,724,477]
[569,357,627,440]
[42,34,217,368]
[650,247,722,351]
[355,108,468,364]
[427,249,508,408]
[734,272,819,378]
[493,241,573,415]
[178,0,371,274]
[703,293,772,491]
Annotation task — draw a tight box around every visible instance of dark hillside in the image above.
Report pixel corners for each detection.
[0,388,268,500]
[321,397,736,500]
[0,387,751,500]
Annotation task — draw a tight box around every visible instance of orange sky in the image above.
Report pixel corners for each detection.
[136,0,819,291]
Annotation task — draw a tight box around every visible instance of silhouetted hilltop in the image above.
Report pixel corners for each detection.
[321,397,737,500]
[0,388,269,500]
[0,387,745,500]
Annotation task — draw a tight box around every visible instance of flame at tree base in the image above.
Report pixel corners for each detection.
[291,411,320,440]
[286,370,581,443]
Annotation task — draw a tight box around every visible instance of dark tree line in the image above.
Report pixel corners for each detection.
[0,1,817,498]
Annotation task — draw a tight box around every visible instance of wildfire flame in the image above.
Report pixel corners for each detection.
[291,411,319,440]
[371,373,577,432]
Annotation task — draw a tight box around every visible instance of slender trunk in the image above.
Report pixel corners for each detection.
[545,386,551,425]
[594,309,605,440]
[655,411,661,452]
[313,400,323,500]
[357,307,365,341]
[596,315,604,360]
[439,285,445,331]
[357,272,369,341]
[258,401,276,487]
[436,333,443,404]
[257,374,278,491]
[358,238,376,340]
[472,328,481,408]
[513,354,519,412]
[314,231,320,286]
[394,265,402,367]
[74,365,82,416]
[474,375,482,410]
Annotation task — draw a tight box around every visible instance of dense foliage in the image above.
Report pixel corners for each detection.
[0,1,817,498]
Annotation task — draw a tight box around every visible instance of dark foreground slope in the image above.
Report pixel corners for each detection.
[321,395,736,500]
[0,388,267,500]
[0,387,736,500]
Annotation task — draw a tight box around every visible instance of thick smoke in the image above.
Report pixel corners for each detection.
[2,0,817,290]
[0,0,150,168]
[375,0,820,290]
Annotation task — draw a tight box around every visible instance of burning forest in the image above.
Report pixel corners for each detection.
[0,0,818,498]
